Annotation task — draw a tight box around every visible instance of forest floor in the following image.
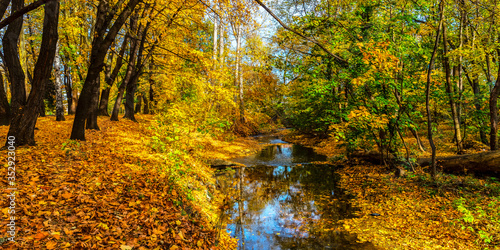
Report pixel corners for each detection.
[281,129,500,249]
[0,114,261,249]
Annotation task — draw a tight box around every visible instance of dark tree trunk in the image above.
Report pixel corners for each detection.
[86,76,100,130]
[63,65,74,114]
[442,23,463,153]
[123,72,139,121]
[0,1,9,21]
[99,36,129,116]
[3,0,26,116]
[148,57,155,114]
[490,72,500,150]
[472,76,488,145]
[121,12,151,122]
[124,15,153,122]
[0,72,11,125]
[418,150,500,176]
[142,94,149,114]
[135,93,142,113]
[111,17,139,121]
[98,87,111,116]
[6,0,59,146]
[39,100,46,117]
[70,0,140,141]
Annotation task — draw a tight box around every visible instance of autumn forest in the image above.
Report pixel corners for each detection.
[0,0,499,249]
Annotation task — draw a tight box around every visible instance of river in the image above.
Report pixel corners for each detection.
[216,135,377,249]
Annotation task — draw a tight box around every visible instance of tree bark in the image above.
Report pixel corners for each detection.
[425,0,444,178]
[135,93,142,113]
[0,72,11,125]
[70,0,140,140]
[6,0,59,146]
[99,36,128,116]
[123,71,139,122]
[86,76,100,130]
[490,61,500,150]
[418,150,500,176]
[71,89,78,114]
[142,94,149,114]
[3,0,26,117]
[98,88,111,116]
[62,62,74,114]
[442,22,463,153]
[0,0,56,30]
[213,9,218,65]
[472,74,488,144]
[148,56,155,113]
[238,24,245,123]
[54,42,65,121]
[111,16,139,121]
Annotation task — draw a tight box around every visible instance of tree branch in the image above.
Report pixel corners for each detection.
[0,0,55,30]
[253,0,347,66]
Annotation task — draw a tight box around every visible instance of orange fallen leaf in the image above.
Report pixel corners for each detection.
[46,241,57,249]
[61,192,72,199]
[34,231,49,240]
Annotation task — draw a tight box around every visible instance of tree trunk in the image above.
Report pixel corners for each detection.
[111,15,139,122]
[219,11,224,67]
[442,23,463,153]
[98,87,111,116]
[472,75,488,145]
[54,42,65,121]
[98,54,113,117]
[99,36,128,116]
[490,67,500,150]
[418,150,500,176]
[124,17,151,122]
[238,25,245,123]
[71,89,78,114]
[425,0,444,178]
[86,75,100,130]
[39,97,46,117]
[3,0,26,117]
[0,72,11,125]
[70,0,140,140]
[410,128,426,152]
[6,0,59,146]
[123,72,139,122]
[213,10,218,65]
[142,94,149,114]
[148,56,156,113]
[135,93,142,113]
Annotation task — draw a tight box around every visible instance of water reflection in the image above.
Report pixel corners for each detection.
[218,144,377,250]
[231,144,327,167]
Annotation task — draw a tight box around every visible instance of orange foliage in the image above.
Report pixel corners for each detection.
[0,115,237,249]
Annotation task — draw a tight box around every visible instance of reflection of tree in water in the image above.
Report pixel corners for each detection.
[217,162,377,249]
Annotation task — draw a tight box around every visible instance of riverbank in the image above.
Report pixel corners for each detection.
[279,129,500,249]
[0,115,263,249]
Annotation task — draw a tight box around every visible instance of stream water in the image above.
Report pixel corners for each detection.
[216,135,377,249]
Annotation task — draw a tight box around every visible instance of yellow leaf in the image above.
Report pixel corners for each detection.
[46,241,58,249]
[170,245,179,250]
[120,245,133,250]
[51,231,61,240]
